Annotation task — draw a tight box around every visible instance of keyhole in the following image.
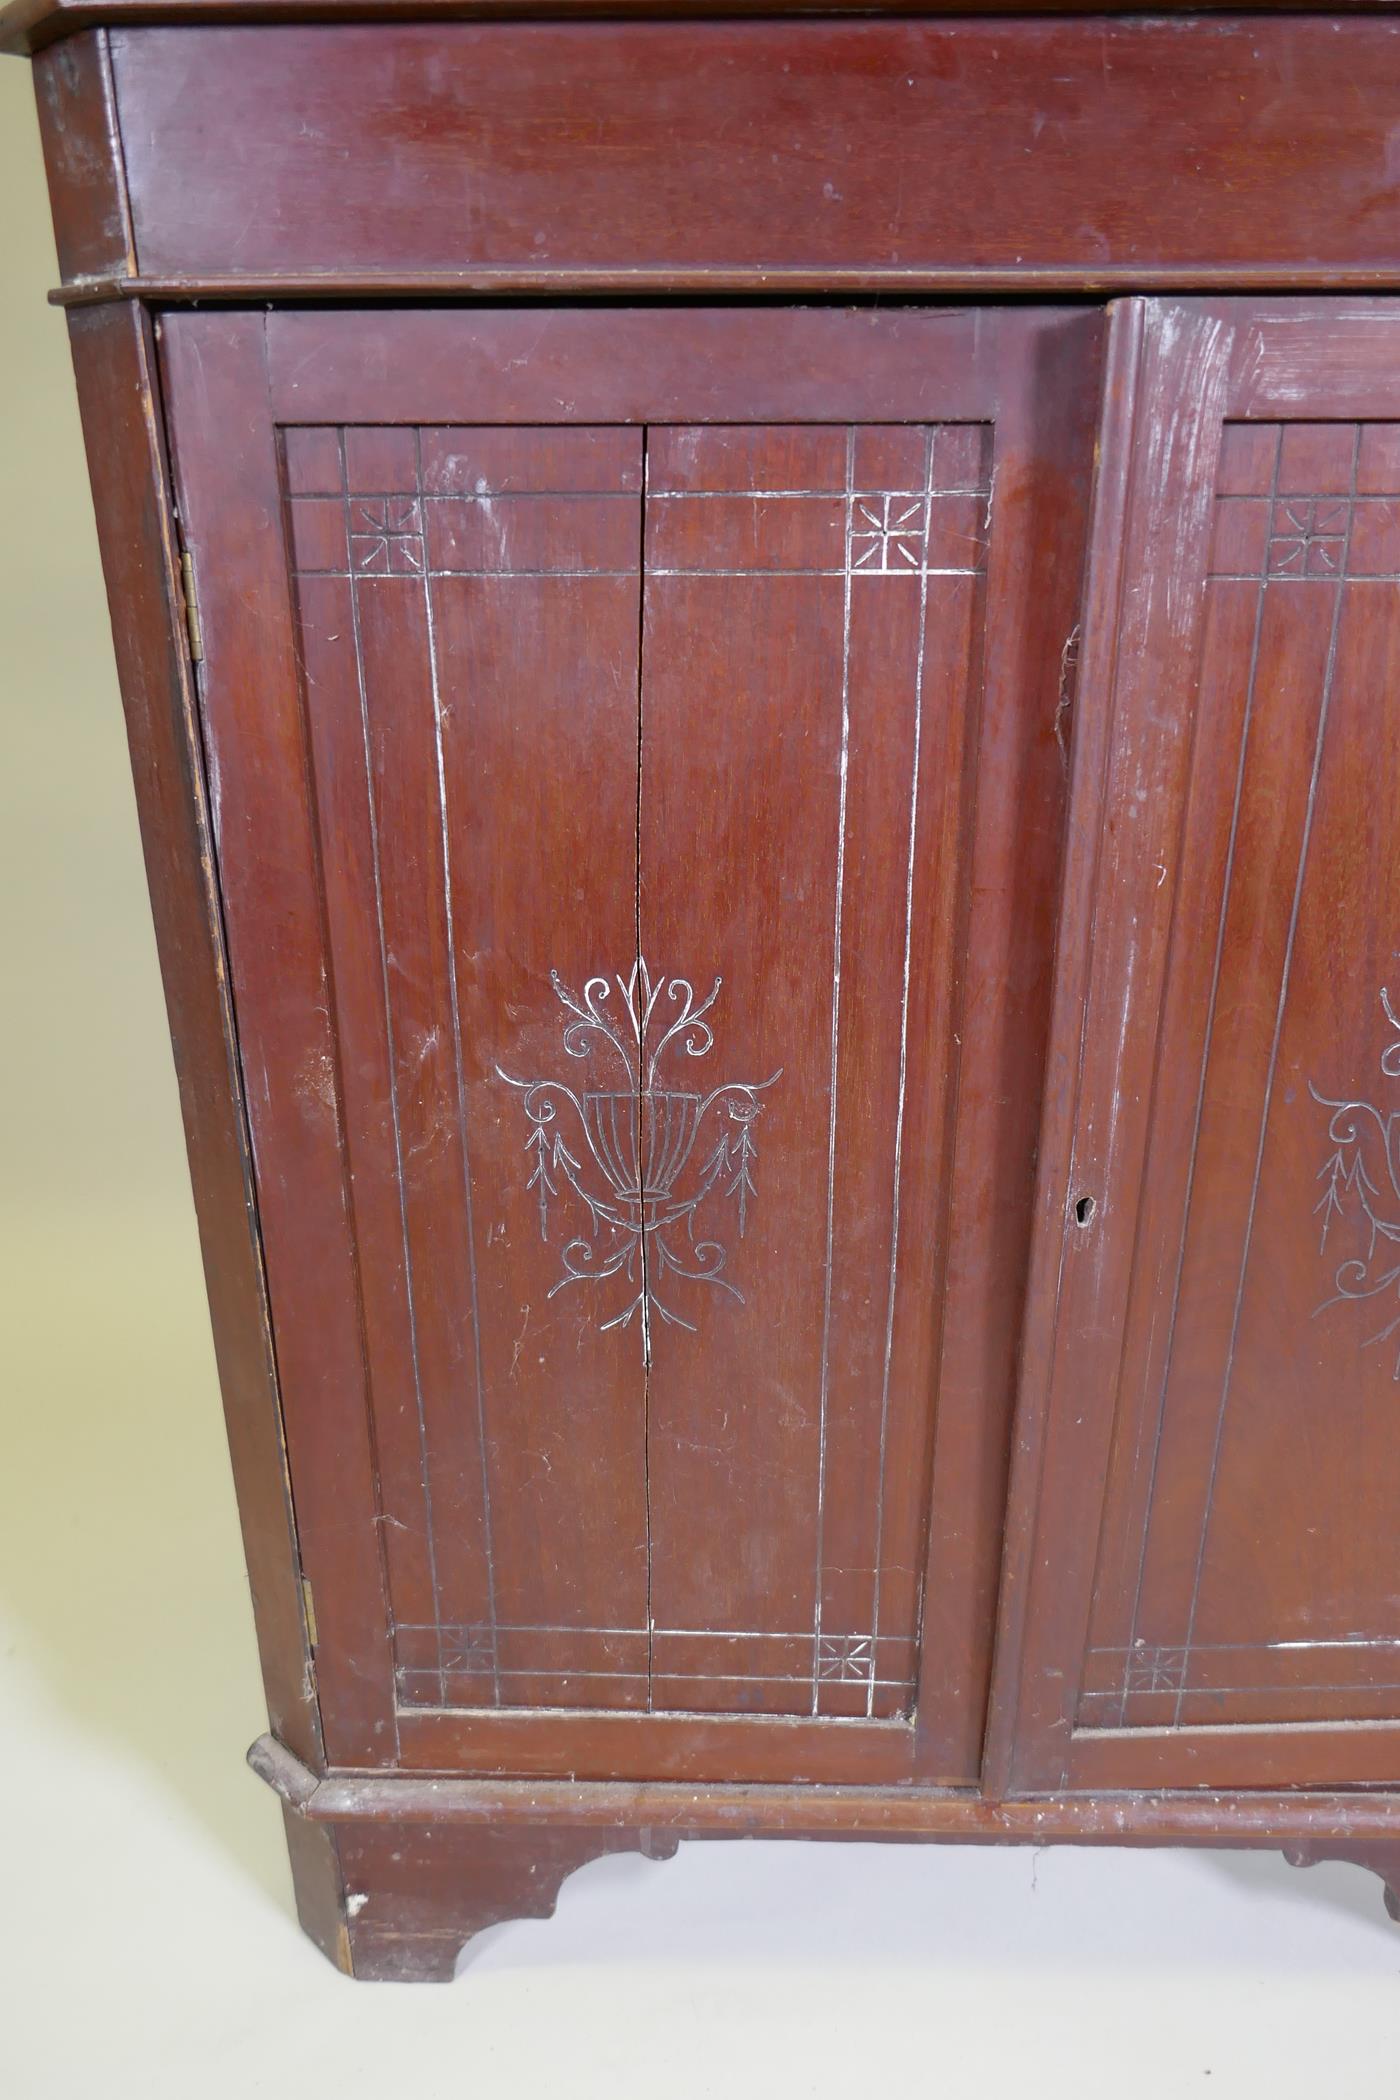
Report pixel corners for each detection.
[1073,1194,1096,1227]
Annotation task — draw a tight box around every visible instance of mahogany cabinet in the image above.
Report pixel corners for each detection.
[9,0,1400,1979]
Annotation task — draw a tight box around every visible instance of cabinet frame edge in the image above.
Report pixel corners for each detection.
[63,297,323,1768]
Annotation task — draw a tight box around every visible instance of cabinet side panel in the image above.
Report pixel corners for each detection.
[160,312,397,1766]
[64,300,319,1765]
[33,29,134,281]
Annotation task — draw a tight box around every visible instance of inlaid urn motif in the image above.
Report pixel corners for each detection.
[499,959,780,1351]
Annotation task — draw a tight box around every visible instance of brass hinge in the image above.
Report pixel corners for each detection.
[179,547,205,664]
[302,1576,319,1650]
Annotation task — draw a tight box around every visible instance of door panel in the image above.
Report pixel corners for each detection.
[1003,300,1400,1792]
[162,307,1100,1780]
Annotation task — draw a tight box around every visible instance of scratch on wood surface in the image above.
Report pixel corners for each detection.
[1054,621,1081,775]
[509,1302,531,1381]
[295,1045,338,1119]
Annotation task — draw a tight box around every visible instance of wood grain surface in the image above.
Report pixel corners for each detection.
[90,19,1400,290]
[60,300,322,1766]
[19,0,1400,1979]
[1003,299,1400,1795]
[13,2,1400,61]
[160,303,1098,1784]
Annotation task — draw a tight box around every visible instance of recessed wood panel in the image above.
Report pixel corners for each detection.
[289,415,985,1727]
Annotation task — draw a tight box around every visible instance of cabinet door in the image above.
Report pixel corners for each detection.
[1002,300,1400,1792]
[161,307,1099,1782]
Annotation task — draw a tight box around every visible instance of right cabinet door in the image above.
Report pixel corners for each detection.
[1004,299,1400,1792]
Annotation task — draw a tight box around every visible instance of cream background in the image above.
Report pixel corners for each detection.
[1,58,1397,2098]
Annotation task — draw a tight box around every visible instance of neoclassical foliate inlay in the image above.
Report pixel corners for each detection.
[1311,986,1400,1379]
[498,959,780,1353]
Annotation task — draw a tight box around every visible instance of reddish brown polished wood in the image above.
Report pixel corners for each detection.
[59,299,320,1767]
[1003,299,1400,1796]
[285,1810,678,1981]
[249,1730,1400,1846]
[10,0,1400,1984]
[159,303,1098,1789]
[11,2,1398,61]
[31,31,132,279]
[35,18,1400,291]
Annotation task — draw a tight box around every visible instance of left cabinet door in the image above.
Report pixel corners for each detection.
[161,307,1100,1782]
